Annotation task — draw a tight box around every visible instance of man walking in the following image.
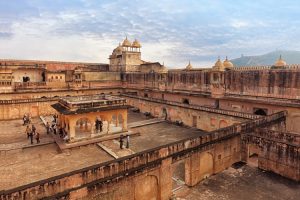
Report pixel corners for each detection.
[25,125,31,139]
[32,124,36,134]
[99,119,103,132]
[35,132,40,144]
[126,135,130,148]
[119,135,124,149]
[46,122,50,134]
[29,130,33,144]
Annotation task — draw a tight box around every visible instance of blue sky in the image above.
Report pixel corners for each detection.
[0,0,299,67]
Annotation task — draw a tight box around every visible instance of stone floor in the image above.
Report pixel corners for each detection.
[0,117,54,149]
[173,164,300,200]
[0,143,113,190]
[0,111,204,190]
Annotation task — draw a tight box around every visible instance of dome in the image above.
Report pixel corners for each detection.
[132,39,141,48]
[213,58,225,71]
[223,56,234,69]
[113,43,124,53]
[185,61,193,70]
[122,37,131,47]
[274,55,287,67]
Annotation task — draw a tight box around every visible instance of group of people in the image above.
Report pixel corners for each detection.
[25,124,40,144]
[22,114,31,125]
[45,114,69,142]
[119,134,130,149]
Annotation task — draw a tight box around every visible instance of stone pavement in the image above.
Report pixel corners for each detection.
[98,139,135,158]
[0,117,54,151]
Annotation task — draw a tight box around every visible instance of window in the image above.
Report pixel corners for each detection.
[182,98,189,105]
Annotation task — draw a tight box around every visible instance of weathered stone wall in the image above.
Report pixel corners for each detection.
[124,94,254,131]
[225,69,300,99]
[243,128,300,181]
[219,98,300,132]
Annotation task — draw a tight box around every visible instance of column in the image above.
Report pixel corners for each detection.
[69,120,76,141]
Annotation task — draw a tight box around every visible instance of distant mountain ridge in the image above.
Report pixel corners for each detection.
[231,50,300,67]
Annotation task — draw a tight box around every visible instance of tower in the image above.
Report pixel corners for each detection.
[109,37,143,72]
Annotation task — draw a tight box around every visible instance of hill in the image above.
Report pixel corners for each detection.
[231,50,300,67]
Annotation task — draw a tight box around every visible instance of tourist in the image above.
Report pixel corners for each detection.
[119,134,124,149]
[63,134,69,142]
[46,122,50,134]
[35,132,40,144]
[29,130,33,144]
[25,125,31,139]
[95,118,100,133]
[53,114,57,123]
[99,119,103,132]
[23,114,27,125]
[52,123,57,134]
[32,124,36,134]
[126,135,130,148]
[59,126,64,138]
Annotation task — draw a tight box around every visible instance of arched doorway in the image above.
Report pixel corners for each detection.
[199,152,214,180]
[75,118,92,138]
[162,107,168,120]
[254,108,267,116]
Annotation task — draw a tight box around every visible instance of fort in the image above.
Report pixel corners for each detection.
[0,38,299,200]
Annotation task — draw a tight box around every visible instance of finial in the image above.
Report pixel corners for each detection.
[279,54,282,59]
[218,56,220,61]
[226,56,228,60]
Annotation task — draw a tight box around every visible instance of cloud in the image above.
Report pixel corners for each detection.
[0,0,300,68]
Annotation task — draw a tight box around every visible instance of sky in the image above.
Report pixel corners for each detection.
[0,0,299,68]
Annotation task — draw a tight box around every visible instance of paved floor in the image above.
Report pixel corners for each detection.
[0,143,112,190]
[0,111,204,191]
[174,164,300,200]
[0,117,54,149]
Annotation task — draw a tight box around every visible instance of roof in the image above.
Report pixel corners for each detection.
[51,103,130,115]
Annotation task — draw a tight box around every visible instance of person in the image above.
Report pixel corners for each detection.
[25,125,31,139]
[59,126,64,138]
[35,132,40,144]
[29,130,33,144]
[52,123,57,134]
[119,134,124,149]
[126,135,130,148]
[99,119,103,132]
[63,134,69,142]
[53,114,57,123]
[95,118,100,133]
[32,124,36,134]
[23,114,27,125]
[46,122,50,134]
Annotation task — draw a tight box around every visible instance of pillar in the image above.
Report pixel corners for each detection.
[158,157,172,200]
[122,112,128,131]
[69,120,76,141]
[185,152,200,186]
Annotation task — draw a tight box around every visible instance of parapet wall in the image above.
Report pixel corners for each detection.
[245,128,300,181]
